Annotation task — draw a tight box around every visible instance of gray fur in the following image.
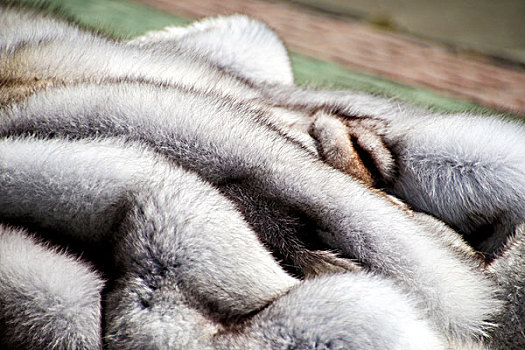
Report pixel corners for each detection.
[218,273,446,350]
[0,3,524,349]
[0,82,501,343]
[128,15,295,86]
[257,84,525,256]
[383,114,525,256]
[0,137,445,349]
[486,224,525,348]
[0,224,103,349]
[0,137,296,318]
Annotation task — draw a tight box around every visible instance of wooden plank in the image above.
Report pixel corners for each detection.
[139,0,525,116]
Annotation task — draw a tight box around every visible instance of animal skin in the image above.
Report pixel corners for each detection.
[0,2,524,349]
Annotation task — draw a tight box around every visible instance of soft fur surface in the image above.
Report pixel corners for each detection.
[0,225,103,349]
[0,2,524,349]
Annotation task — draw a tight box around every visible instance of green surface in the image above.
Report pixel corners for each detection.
[13,0,191,38]
[9,0,511,116]
[290,54,496,115]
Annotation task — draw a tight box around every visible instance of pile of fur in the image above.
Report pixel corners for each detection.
[0,2,524,349]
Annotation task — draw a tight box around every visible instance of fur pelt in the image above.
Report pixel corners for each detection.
[1,2,524,349]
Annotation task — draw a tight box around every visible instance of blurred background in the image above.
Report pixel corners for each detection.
[24,0,525,117]
[288,0,525,64]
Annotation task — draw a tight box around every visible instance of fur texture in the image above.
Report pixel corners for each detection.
[0,224,103,349]
[0,137,445,349]
[0,2,524,349]
[486,224,525,349]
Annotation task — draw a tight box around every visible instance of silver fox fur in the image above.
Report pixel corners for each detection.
[0,2,524,349]
[0,224,103,349]
[0,137,446,349]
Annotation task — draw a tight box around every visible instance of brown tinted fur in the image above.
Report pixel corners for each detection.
[309,111,375,186]
[0,77,62,105]
[309,111,416,215]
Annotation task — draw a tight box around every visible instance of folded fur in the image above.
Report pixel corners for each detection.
[0,2,524,349]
